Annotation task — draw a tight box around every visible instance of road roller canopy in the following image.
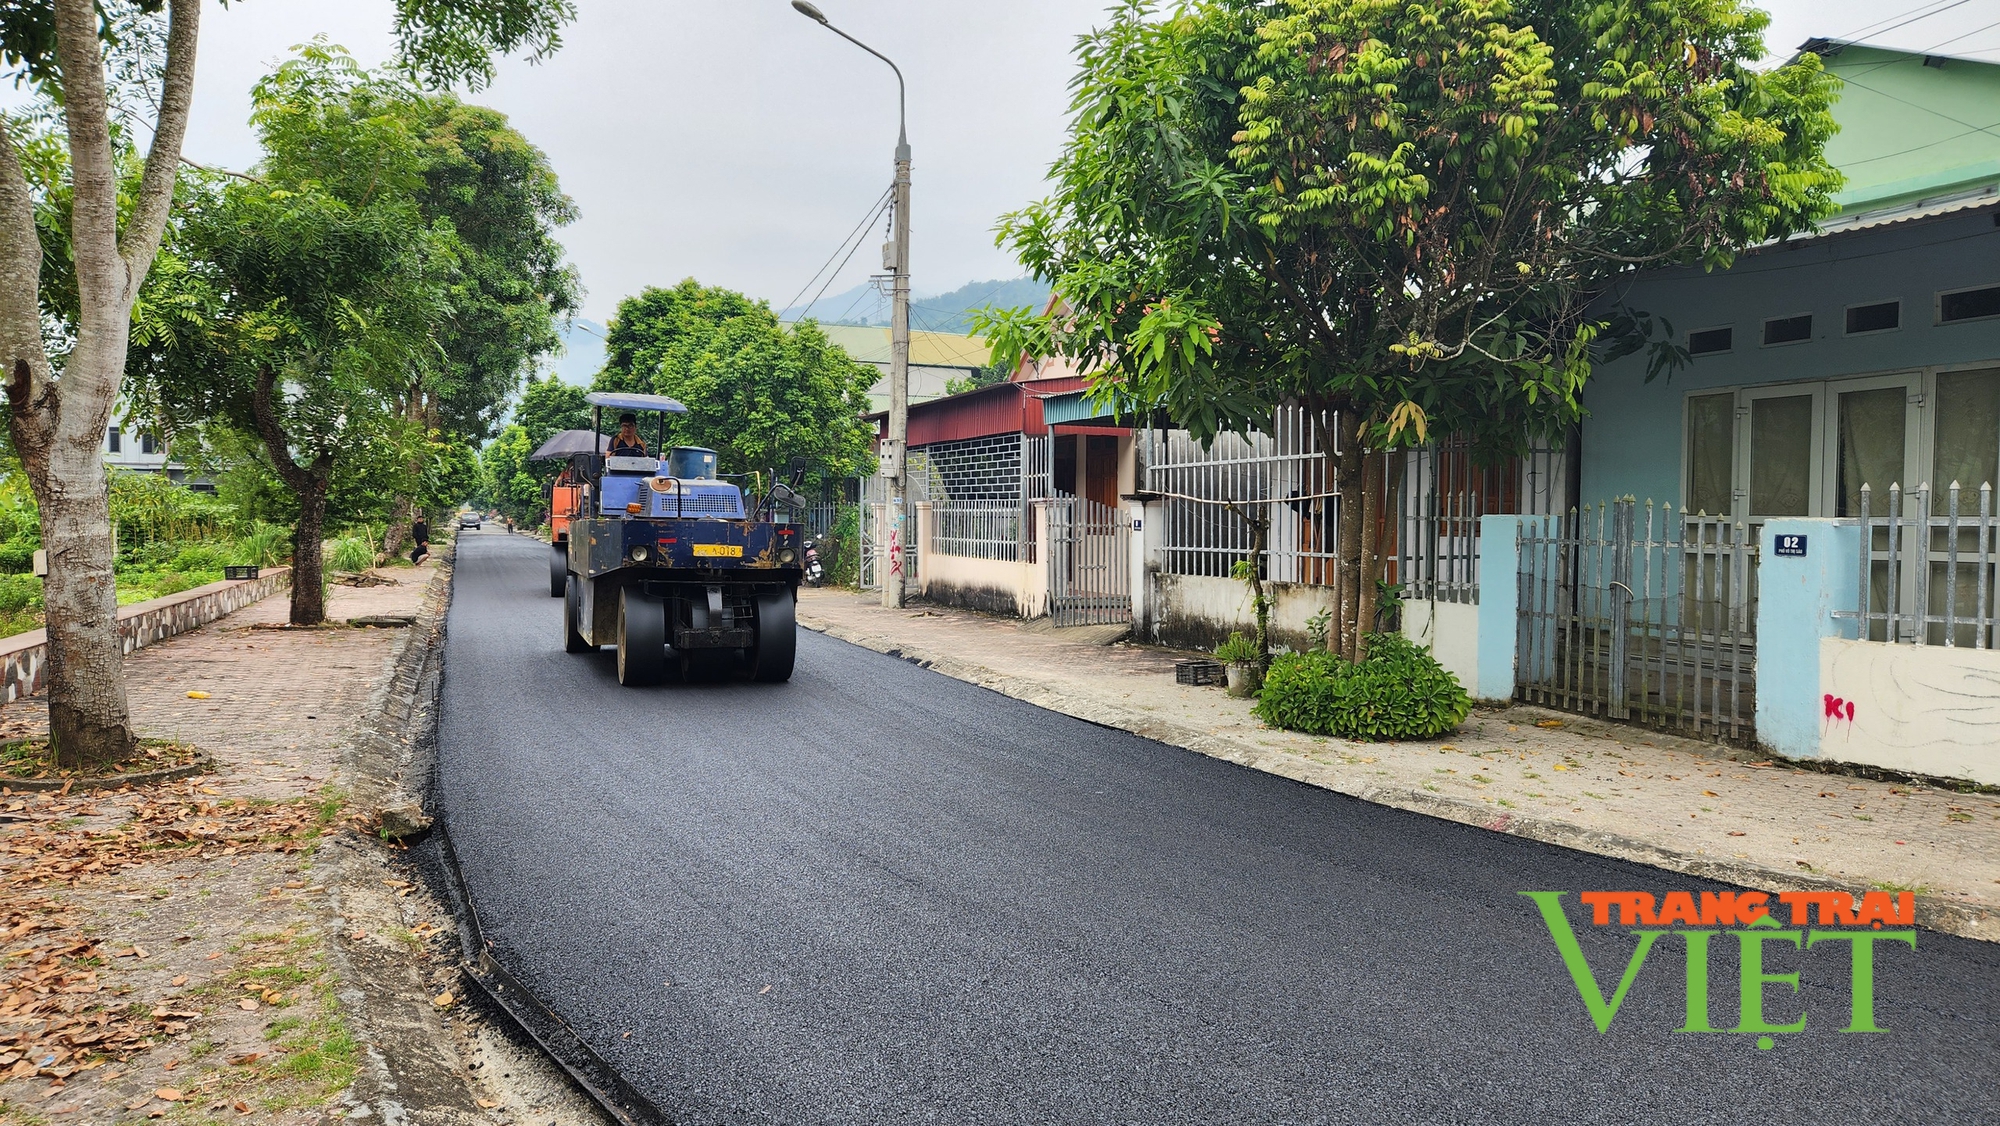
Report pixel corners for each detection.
[585,391,688,414]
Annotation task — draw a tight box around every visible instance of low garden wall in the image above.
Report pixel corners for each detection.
[0,567,292,704]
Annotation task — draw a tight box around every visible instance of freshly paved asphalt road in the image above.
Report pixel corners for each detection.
[438,530,1999,1125]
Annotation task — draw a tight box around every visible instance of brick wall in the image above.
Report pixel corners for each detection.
[0,567,293,704]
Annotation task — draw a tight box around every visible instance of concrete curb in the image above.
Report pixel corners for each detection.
[325,540,653,1126]
[802,614,1999,944]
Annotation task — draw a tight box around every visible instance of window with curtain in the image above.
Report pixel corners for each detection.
[1933,368,2000,510]
[1837,387,1905,517]
[1749,395,1813,516]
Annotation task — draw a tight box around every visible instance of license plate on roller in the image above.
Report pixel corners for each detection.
[691,543,743,558]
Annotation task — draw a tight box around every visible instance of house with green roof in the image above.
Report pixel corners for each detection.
[1577,39,2000,528]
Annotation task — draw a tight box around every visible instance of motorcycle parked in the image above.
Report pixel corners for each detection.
[802,537,827,587]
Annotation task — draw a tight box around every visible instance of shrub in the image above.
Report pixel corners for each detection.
[170,543,229,572]
[1213,632,1259,663]
[327,537,375,573]
[1254,633,1471,741]
[0,539,35,574]
[235,523,291,567]
[0,574,41,614]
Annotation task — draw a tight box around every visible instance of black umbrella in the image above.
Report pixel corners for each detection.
[528,429,610,461]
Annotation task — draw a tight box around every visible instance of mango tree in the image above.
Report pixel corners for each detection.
[983,0,1840,659]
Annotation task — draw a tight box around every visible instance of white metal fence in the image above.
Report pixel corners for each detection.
[1390,442,1568,605]
[933,499,1036,562]
[1837,481,1998,648]
[1142,406,1338,583]
[1143,409,1566,602]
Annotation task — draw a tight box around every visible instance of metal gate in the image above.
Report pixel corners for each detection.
[1516,499,1758,742]
[1046,495,1131,627]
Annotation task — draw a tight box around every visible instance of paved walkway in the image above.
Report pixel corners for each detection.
[0,566,430,801]
[798,589,2000,940]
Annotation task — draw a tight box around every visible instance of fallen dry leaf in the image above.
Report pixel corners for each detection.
[1535,719,1564,728]
[185,691,210,700]
[433,991,454,1007]
[126,1096,152,1111]
[1702,790,1719,797]
[237,998,258,1011]
[169,974,188,986]
[233,1101,250,1113]
[476,1098,500,1109]
[155,1088,183,1101]
[227,1053,263,1066]
[1727,831,1747,836]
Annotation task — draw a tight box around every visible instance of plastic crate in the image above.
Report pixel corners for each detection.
[224,565,260,581]
[1174,658,1224,686]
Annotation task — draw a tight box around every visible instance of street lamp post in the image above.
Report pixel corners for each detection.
[793,1,912,609]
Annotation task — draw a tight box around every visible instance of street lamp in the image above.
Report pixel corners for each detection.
[793,0,913,610]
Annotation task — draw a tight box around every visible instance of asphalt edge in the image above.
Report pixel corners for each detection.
[800,614,2000,944]
[329,536,668,1126]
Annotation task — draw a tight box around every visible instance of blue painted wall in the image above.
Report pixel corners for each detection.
[1579,207,2000,510]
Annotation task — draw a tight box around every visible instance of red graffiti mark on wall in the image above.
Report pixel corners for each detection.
[887,530,903,577]
[1823,694,1857,734]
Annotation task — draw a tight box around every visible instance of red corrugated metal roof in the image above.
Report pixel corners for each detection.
[869,376,1099,445]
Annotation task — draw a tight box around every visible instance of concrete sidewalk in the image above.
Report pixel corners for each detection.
[798,589,2000,941]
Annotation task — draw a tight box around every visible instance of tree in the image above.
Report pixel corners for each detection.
[984,0,1839,659]
[0,0,576,765]
[477,423,541,523]
[381,96,578,558]
[595,281,876,489]
[133,48,460,626]
[514,373,589,456]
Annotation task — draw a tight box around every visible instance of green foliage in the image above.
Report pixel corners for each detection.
[478,423,543,523]
[513,374,589,454]
[944,357,1013,397]
[594,280,877,487]
[108,469,234,554]
[235,523,292,568]
[0,0,577,95]
[1255,634,1472,741]
[0,574,42,615]
[328,537,376,573]
[990,0,1842,455]
[1212,632,1259,663]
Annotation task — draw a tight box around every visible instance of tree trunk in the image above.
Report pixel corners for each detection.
[382,491,413,562]
[289,474,330,626]
[1333,434,1366,661]
[249,366,335,626]
[1355,449,1385,663]
[35,433,132,766]
[0,0,201,768]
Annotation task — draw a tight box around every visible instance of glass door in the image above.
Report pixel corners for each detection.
[1828,373,1919,640]
[1739,385,1823,522]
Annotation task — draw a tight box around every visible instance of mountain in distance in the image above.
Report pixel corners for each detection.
[781,277,1051,336]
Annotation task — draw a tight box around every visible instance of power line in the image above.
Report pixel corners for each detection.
[795,202,895,325]
[780,183,894,319]
[1836,73,2000,142]
[1827,0,1975,47]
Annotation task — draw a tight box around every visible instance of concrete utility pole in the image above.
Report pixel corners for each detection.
[793,1,913,609]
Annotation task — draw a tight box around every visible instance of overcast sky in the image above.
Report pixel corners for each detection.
[127,1,2000,322]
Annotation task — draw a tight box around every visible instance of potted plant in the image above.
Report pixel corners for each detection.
[1214,632,1262,697]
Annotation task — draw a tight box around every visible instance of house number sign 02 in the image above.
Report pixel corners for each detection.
[1774,534,1808,558]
